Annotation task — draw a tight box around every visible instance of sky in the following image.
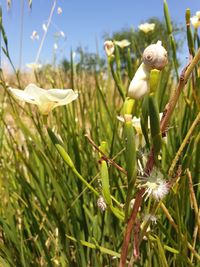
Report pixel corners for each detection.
[0,0,200,71]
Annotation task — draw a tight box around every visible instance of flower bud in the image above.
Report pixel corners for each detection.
[104,40,114,56]
[128,63,150,99]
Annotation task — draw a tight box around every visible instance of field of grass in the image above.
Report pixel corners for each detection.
[0,1,199,267]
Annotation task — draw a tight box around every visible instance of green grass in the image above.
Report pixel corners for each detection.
[0,1,200,266]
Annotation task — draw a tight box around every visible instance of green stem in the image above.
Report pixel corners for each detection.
[66,234,120,258]
[168,111,200,176]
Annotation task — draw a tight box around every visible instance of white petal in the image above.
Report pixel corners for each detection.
[42,23,47,32]
[9,88,38,104]
[24,84,45,99]
[46,89,78,107]
[128,63,150,99]
[117,115,125,123]
[132,116,141,126]
[115,40,130,48]
[24,83,51,105]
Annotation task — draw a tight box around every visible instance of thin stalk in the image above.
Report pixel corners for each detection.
[19,0,24,69]
[187,169,200,239]
[168,112,200,176]
[35,0,57,64]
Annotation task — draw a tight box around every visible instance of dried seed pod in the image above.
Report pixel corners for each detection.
[142,40,168,70]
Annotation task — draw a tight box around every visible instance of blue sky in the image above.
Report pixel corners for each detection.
[1,0,200,71]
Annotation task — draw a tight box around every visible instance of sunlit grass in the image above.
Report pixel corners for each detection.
[0,1,200,266]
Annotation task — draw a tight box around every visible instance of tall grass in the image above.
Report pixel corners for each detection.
[0,1,200,266]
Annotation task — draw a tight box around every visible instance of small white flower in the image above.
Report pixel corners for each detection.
[143,214,157,224]
[115,39,131,49]
[117,114,163,129]
[138,23,155,33]
[130,198,141,211]
[117,115,143,133]
[138,168,169,201]
[141,214,157,239]
[59,31,65,38]
[97,196,107,212]
[196,11,200,18]
[104,40,115,56]
[54,43,58,50]
[42,23,47,32]
[30,30,39,40]
[57,7,62,15]
[8,83,78,115]
[72,51,76,59]
[26,62,42,70]
[190,15,200,29]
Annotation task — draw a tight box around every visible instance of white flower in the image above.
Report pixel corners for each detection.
[196,11,200,17]
[117,114,145,147]
[104,40,115,56]
[8,83,78,115]
[26,62,42,70]
[117,115,143,133]
[59,31,65,38]
[57,7,62,15]
[54,43,58,50]
[143,214,157,224]
[72,51,76,60]
[30,30,39,40]
[115,39,131,49]
[138,168,169,201]
[128,63,151,99]
[117,113,163,133]
[138,23,155,33]
[190,15,200,29]
[42,23,47,32]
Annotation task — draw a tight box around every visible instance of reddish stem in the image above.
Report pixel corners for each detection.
[119,188,145,267]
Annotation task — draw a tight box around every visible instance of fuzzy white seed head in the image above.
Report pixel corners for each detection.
[138,168,169,201]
